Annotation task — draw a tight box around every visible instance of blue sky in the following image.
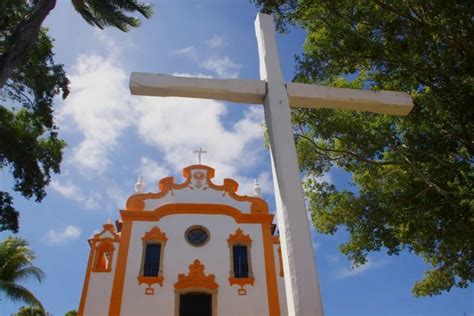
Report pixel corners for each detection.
[1,1,473,315]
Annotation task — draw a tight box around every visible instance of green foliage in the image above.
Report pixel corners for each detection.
[71,0,153,32]
[255,0,474,296]
[0,237,45,310]
[64,310,78,316]
[14,306,46,316]
[0,1,68,233]
[0,0,153,232]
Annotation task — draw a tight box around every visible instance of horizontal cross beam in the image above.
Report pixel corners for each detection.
[130,72,413,115]
[130,73,266,104]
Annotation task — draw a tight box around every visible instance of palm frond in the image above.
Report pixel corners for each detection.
[12,267,45,283]
[0,281,44,311]
[71,0,153,32]
[0,237,44,309]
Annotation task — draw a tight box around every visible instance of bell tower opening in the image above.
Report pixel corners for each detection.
[179,292,212,316]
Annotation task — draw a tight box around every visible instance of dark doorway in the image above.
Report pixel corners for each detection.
[179,292,212,316]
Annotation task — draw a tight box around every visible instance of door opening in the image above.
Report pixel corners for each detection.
[179,292,212,316]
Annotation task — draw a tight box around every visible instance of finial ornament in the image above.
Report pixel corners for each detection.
[134,174,144,193]
[193,147,207,164]
[253,178,261,197]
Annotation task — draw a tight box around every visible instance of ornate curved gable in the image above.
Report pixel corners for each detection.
[174,259,218,291]
[126,165,268,214]
[89,223,120,245]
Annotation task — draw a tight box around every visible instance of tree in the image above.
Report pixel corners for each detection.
[0,0,153,87]
[0,0,152,232]
[64,310,77,316]
[14,306,47,316]
[254,0,473,296]
[0,237,45,310]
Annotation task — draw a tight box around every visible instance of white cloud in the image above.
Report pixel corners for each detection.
[56,33,271,211]
[58,53,134,174]
[326,254,342,264]
[207,35,226,48]
[50,179,99,209]
[335,257,390,279]
[45,225,81,245]
[105,184,129,210]
[201,56,242,78]
[169,46,198,61]
[138,157,170,191]
[134,95,266,187]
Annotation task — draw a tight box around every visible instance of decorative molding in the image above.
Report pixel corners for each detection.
[91,242,115,273]
[227,228,252,245]
[89,223,120,245]
[142,226,168,244]
[229,277,255,295]
[138,227,167,295]
[174,260,218,291]
[121,203,274,224]
[228,228,254,294]
[126,165,268,214]
[137,276,164,295]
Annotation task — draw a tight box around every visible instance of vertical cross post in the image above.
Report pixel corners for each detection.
[193,147,207,165]
[256,13,324,316]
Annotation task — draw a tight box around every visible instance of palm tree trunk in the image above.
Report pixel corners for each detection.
[0,0,57,88]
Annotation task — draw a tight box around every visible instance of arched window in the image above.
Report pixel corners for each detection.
[92,241,115,272]
[227,228,255,295]
[137,227,168,295]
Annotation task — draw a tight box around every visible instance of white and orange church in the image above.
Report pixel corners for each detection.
[78,164,288,316]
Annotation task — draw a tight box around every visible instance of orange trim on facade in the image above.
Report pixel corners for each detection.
[174,259,218,291]
[277,246,284,277]
[90,223,121,243]
[101,202,277,315]
[228,228,255,292]
[126,165,268,214]
[78,242,95,316]
[137,275,164,287]
[138,226,167,294]
[92,241,115,272]
[108,220,133,316]
[262,224,281,316]
[142,226,168,243]
[272,236,284,277]
[229,277,255,287]
[227,228,252,245]
[121,203,274,224]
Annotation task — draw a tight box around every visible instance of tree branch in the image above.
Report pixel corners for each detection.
[295,133,402,166]
[0,0,57,88]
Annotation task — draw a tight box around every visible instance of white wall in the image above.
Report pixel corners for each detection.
[84,239,119,315]
[120,214,270,316]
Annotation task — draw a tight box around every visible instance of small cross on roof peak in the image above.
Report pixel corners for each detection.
[193,147,207,165]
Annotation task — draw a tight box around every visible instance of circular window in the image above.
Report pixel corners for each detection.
[185,226,210,247]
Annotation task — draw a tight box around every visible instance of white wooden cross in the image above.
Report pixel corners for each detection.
[193,147,207,165]
[129,13,413,316]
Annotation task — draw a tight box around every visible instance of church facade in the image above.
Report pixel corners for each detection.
[78,164,287,316]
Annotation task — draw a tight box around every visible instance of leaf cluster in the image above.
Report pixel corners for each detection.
[71,0,153,32]
[0,237,45,310]
[256,0,474,296]
[14,306,47,316]
[0,0,68,233]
